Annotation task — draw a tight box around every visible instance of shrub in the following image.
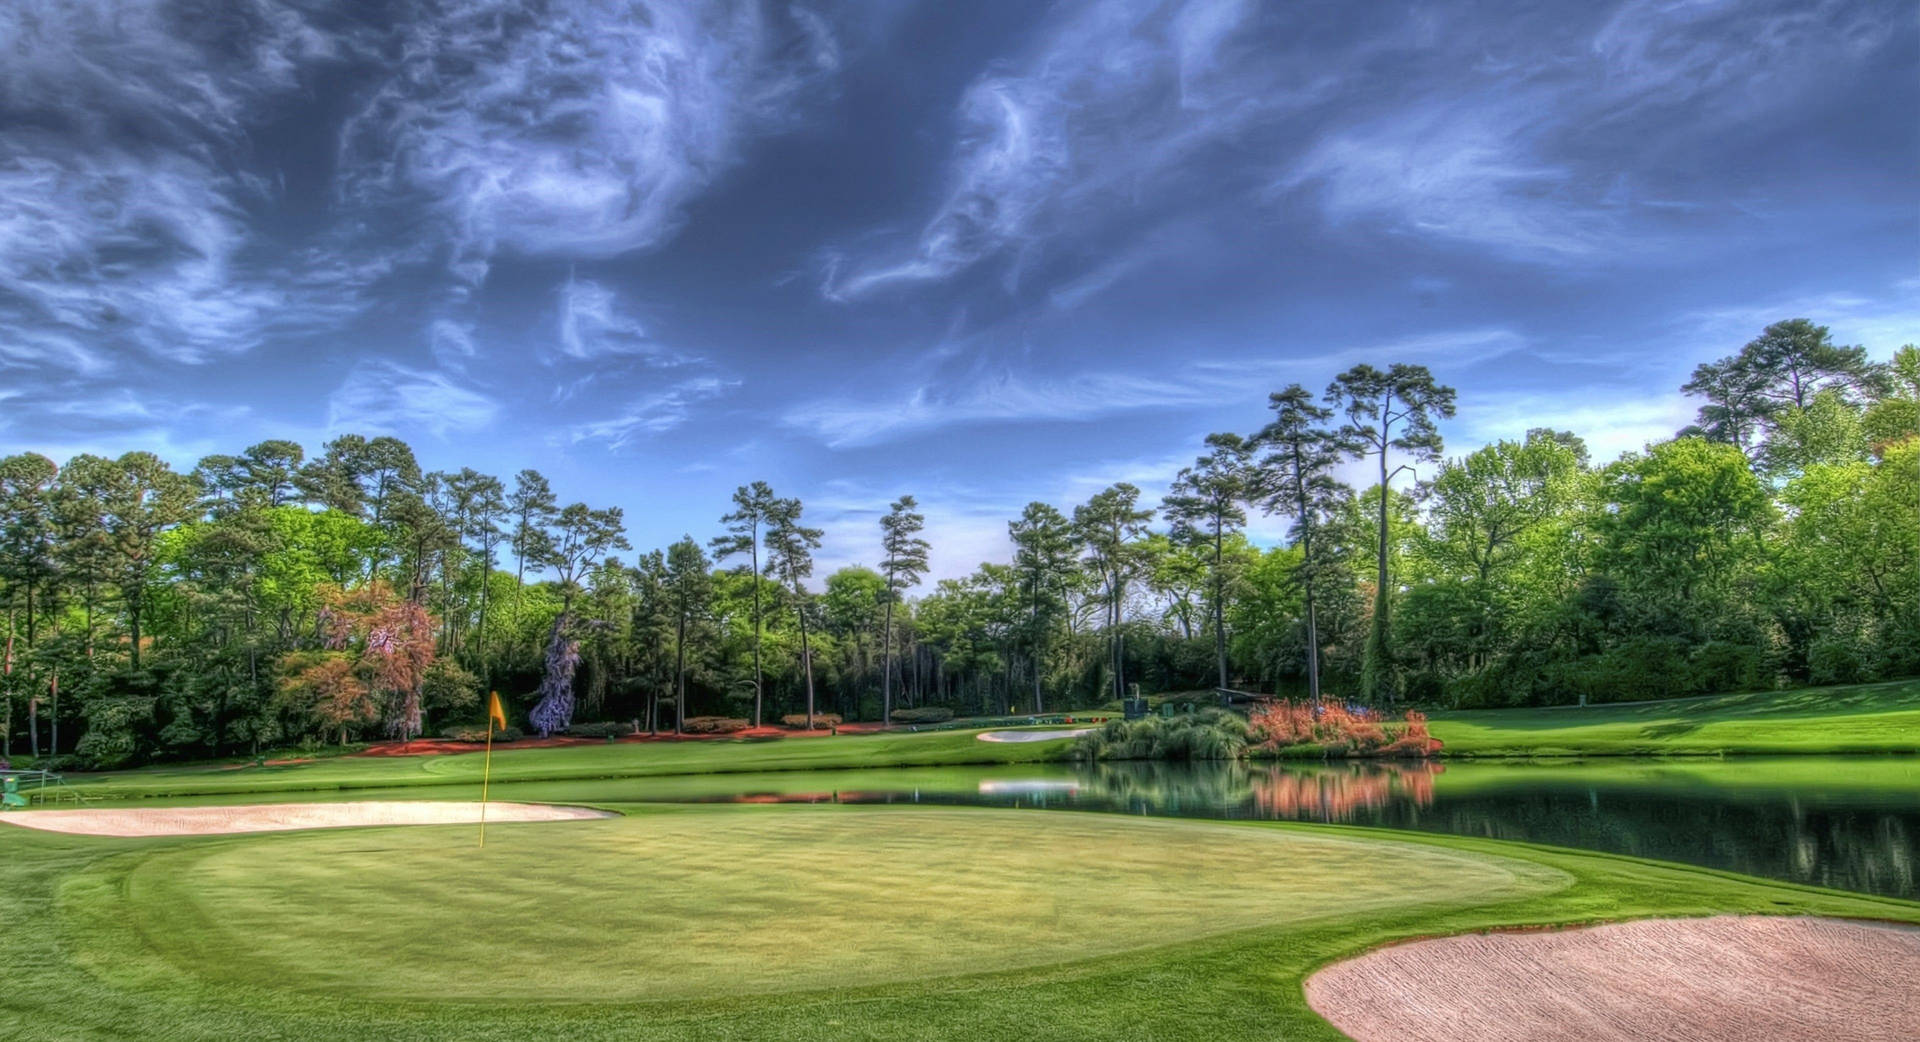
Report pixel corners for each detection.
[1807,636,1870,686]
[780,713,842,729]
[440,725,525,743]
[1691,641,1766,693]
[1071,708,1247,762]
[681,716,751,734]
[889,706,955,724]
[1246,700,1439,758]
[565,721,633,739]
[75,697,155,769]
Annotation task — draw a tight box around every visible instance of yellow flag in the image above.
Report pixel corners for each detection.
[487,691,507,732]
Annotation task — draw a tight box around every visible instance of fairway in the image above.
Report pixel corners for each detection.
[60,807,1567,1002]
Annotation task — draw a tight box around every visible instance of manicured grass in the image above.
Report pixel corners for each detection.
[2,804,1914,1041]
[1428,679,1920,757]
[63,727,1075,801]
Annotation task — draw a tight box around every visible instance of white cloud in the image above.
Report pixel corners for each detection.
[1455,389,1693,466]
[565,377,735,449]
[1279,0,1897,259]
[339,0,839,276]
[326,360,500,438]
[1282,104,1606,257]
[0,2,366,369]
[554,276,697,364]
[785,326,1525,448]
[824,0,1331,300]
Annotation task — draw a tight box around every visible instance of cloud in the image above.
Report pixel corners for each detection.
[784,326,1526,448]
[554,275,699,364]
[565,377,735,449]
[0,2,367,369]
[338,0,840,279]
[326,360,500,438]
[1455,389,1694,466]
[1279,0,1898,259]
[824,0,1335,300]
[1282,104,1606,257]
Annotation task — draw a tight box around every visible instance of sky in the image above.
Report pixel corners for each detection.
[1,0,1916,581]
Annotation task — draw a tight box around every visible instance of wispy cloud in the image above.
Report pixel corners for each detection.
[823,0,1334,300]
[785,327,1526,448]
[554,275,698,364]
[338,0,840,280]
[0,3,372,370]
[1280,0,1897,258]
[326,360,500,438]
[565,377,735,449]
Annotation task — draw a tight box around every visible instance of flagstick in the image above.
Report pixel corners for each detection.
[479,715,494,850]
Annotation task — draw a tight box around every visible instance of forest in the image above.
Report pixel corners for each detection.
[1,319,1914,768]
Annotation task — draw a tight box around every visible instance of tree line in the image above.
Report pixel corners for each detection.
[0,319,1913,767]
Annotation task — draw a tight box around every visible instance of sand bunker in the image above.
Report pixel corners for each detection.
[0,800,610,837]
[1306,915,1920,1042]
[975,728,1094,743]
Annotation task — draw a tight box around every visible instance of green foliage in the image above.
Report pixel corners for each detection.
[680,716,750,734]
[439,724,524,743]
[74,695,154,769]
[1072,708,1248,761]
[564,721,633,739]
[889,706,955,724]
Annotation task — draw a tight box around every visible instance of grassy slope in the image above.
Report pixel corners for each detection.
[62,727,1075,801]
[1,804,1913,1041]
[1428,679,1920,757]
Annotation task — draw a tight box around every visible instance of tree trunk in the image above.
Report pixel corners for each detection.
[794,584,817,728]
[1213,526,1229,690]
[674,610,687,736]
[750,534,763,728]
[1368,432,1394,705]
[3,609,13,760]
[881,593,895,728]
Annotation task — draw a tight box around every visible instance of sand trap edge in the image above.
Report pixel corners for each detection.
[1304,914,1920,1042]
[0,800,614,837]
[975,728,1095,743]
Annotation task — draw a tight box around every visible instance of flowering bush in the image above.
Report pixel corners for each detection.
[681,716,751,734]
[1247,700,1441,758]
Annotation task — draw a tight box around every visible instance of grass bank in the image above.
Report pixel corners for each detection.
[1426,679,1920,757]
[57,726,1076,801]
[2,803,1913,1041]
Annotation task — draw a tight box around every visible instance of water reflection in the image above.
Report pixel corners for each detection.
[1246,762,1440,820]
[651,758,1918,900]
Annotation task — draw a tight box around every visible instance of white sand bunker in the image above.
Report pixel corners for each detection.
[0,800,610,837]
[1307,915,1920,1042]
[976,728,1094,743]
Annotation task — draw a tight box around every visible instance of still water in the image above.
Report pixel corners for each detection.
[470,756,1919,900]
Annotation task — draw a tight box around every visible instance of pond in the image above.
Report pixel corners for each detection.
[462,756,1920,900]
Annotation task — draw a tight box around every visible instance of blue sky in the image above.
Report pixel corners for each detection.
[1,0,1915,579]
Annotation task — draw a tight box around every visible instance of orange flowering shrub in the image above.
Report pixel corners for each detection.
[1247,700,1441,757]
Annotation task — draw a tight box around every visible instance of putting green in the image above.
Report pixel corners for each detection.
[61,806,1567,1002]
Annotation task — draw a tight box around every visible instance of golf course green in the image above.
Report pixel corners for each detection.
[4,802,1916,1041]
[1425,679,1920,757]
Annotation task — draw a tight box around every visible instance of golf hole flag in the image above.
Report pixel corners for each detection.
[480,691,505,848]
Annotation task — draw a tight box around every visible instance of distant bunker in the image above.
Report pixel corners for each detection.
[1306,915,1920,1042]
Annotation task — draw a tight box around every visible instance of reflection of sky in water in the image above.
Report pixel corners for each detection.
[978,780,1082,796]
